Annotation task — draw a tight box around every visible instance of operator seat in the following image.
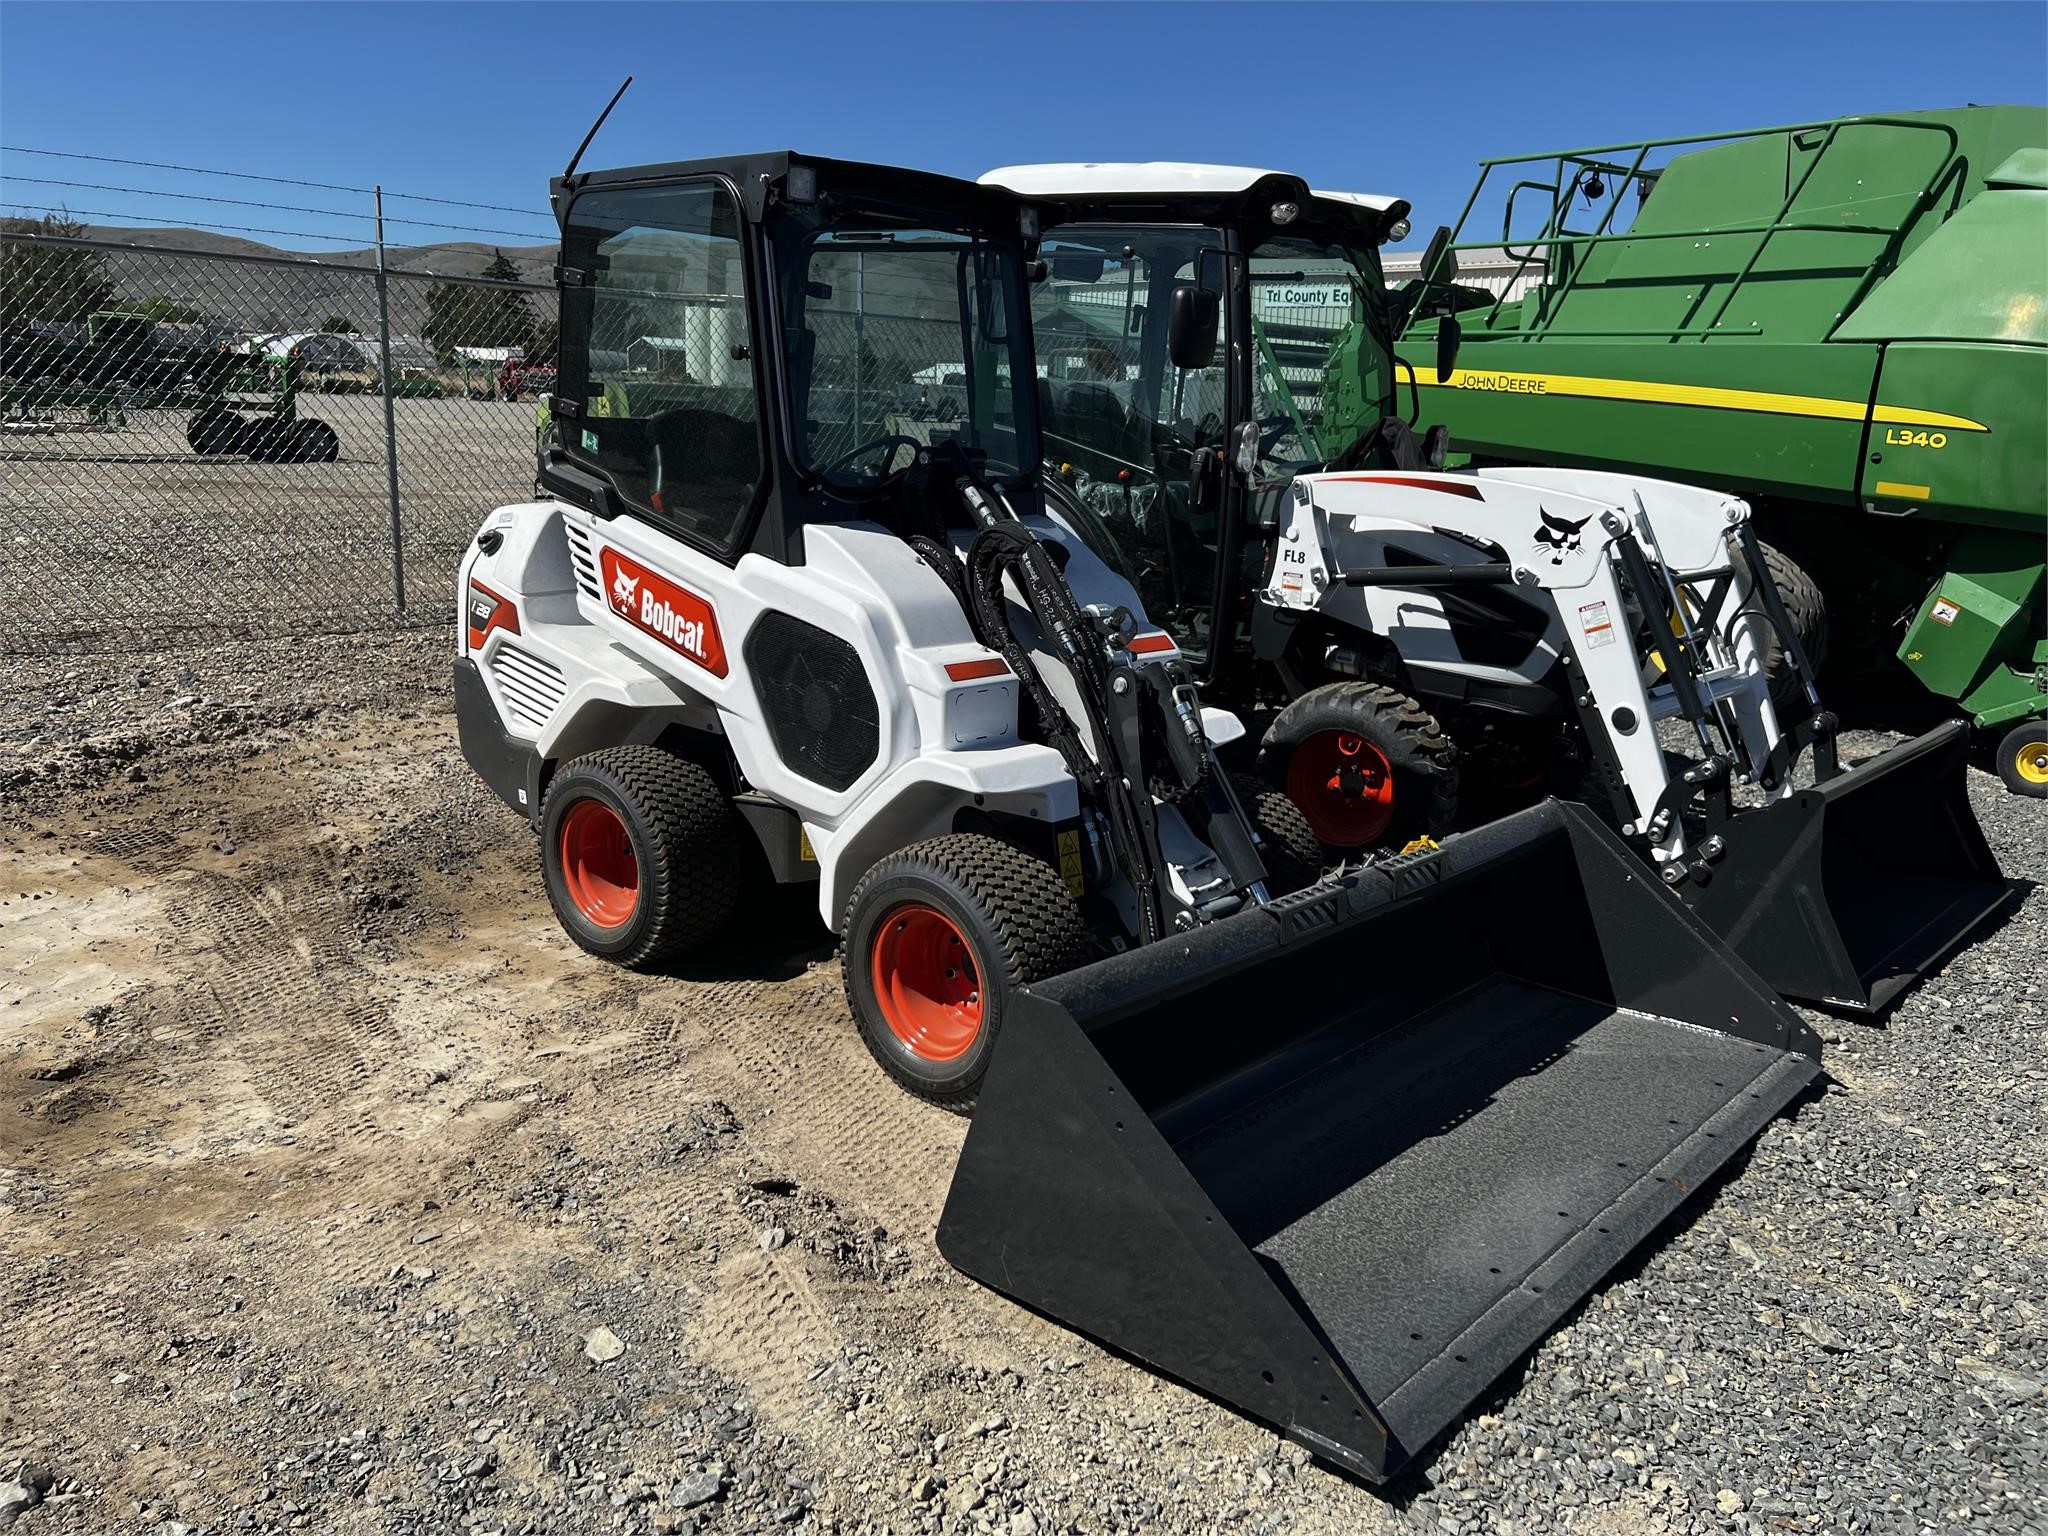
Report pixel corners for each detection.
[649,406,759,522]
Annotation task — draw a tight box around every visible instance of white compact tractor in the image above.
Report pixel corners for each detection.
[983,162,2010,1015]
[455,151,1318,1109]
[455,142,1838,1482]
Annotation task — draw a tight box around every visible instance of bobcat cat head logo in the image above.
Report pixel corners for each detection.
[1532,507,1592,564]
[611,569,640,609]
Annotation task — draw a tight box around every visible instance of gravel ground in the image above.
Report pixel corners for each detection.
[1,629,2042,1536]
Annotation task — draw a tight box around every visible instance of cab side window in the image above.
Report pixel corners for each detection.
[560,181,761,552]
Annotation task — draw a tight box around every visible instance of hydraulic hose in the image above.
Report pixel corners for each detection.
[954,478,1168,943]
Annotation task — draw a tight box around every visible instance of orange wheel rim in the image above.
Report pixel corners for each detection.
[558,798,638,927]
[1287,729,1396,846]
[869,903,983,1062]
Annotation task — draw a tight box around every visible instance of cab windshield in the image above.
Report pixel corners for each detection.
[1028,220,1394,666]
[774,212,1037,490]
[1031,224,1229,660]
[1248,230,1395,473]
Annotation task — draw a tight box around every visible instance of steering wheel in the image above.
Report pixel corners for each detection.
[823,434,923,482]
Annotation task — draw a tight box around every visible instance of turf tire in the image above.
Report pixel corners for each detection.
[539,745,739,968]
[1230,773,1323,895]
[842,833,1086,1113]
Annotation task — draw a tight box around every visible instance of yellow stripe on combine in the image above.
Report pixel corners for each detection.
[1407,367,1989,433]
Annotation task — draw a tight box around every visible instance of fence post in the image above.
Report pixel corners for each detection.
[373,185,406,613]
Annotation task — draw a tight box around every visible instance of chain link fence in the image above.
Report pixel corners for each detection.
[1,229,557,654]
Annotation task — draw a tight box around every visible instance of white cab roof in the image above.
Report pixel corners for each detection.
[982,162,1399,214]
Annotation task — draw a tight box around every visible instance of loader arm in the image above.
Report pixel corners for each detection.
[1266,465,2010,1009]
[1272,468,1789,866]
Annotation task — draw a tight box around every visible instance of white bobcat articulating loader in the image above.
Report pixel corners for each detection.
[455,146,1820,1483]
[983,162,2010,1015]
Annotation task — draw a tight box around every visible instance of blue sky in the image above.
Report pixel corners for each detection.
[3,1,2043,250]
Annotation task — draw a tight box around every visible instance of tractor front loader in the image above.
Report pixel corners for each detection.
[455,145,1818,1481]
[983,162,2010,1014]
[1376,109,2048,796]
[1268,462,2008,1013]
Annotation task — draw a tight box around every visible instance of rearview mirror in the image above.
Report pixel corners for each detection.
[1049,250,1107,284]
[1168,286,1220,371]
[1436,311,1463,380]
[1419,224,1458,289]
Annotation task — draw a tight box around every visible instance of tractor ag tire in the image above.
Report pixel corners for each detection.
[186,407,242,456]
[244,418,303,463]
[1994,718,2048,798]
[1258,681,1459,853]
[1230,773,1323,896]
[287,418,340,463]
[1755,540,1830,715]
[842,833,1087,1113]
[539,746,740,969]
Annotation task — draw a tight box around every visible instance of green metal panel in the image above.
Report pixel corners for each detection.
[1861,342,2047,528]
[1365,107,2048,725]
[1376,341,1882,505]
[1986,146,2048,189]
[1835,183,2048,344]
[1959,655,2048,728]
[1898,529,2047,724]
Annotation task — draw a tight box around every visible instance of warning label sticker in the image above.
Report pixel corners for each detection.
[1579,599,1617,649]
[1055,827,1085,898]
[1929,596,1961,627]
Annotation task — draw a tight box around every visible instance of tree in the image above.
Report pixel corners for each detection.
[0,211,114,330]
[422,249,537,363]
[320,314,356,334]
[528,315,559,365]
[482,250,537,353]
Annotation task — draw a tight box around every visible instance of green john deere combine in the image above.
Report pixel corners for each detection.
[1359,107,2047,794]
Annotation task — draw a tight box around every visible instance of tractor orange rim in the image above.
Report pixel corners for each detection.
[870,903,983,1062]
[1289,730,1397,846]
[558,799,639,928]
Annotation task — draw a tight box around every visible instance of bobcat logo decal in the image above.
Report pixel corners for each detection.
[1532,507,1592,565]
[597,546,729,678]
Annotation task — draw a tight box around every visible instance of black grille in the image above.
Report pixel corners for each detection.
[744,612,879,791]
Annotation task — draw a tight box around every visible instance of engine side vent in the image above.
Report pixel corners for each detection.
[491,643,569,732]
[744,612,879,792]
[562,519,602,603]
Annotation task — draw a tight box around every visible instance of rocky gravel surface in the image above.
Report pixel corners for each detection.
[1,629,2043,1536]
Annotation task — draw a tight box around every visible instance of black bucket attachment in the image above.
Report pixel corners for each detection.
[1684,720,2012,1016]
[938,801,1819,1483]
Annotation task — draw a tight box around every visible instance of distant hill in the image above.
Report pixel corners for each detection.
[53,225,560,336]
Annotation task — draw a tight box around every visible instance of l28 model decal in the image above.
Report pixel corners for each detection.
[598,546,728,678]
